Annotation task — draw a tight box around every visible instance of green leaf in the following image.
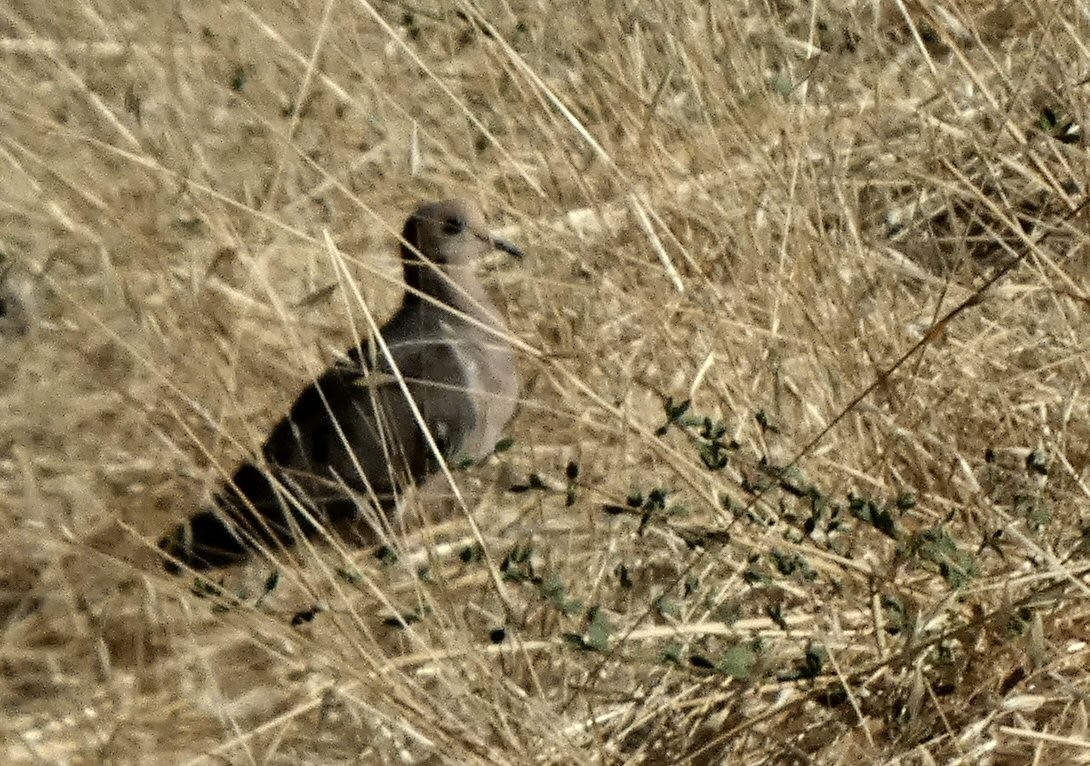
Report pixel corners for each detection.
[1025,449,1049,476]
[255,570,280,607]
[501,544,535,583]
[644,488,669,511]
[263,570,280,593]
[666,397,691,421]
[804,643,827,676]
[584,607,612,652]
[459,543,484,564]
[561,632,589,651]
[1001,607,1033,640]
[779,642,828,680]
[661,642,683,664]
[383,607,429,629]
[742,564,771,585]
[700,417,728,441]
[699,442,729,470]
[538,575,580,614]
[229,65,247,92]
[616,563,634,588]
[561,598,582,616]
[538,575,566,604]
[291,607,319,627]
[910,527,977,588]
[1014,493,1050,531]
[777,465,812,497]
[374,545,399,566]
[657,397,691,435]
[654,596,680,619]
[191,576,226,602]
[689,654,715,670]
[336,567,363,585]
[769,549,817,582]
[716,644,757,679]
[754,409,781,433]
[849,495,901,540]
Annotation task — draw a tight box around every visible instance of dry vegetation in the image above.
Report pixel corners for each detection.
[2,0,1089,762]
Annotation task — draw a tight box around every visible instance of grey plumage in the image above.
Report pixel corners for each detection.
[160,199,521,570]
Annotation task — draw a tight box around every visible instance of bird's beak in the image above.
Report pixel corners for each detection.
[491,235,524,259]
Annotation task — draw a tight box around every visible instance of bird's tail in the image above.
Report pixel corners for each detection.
[159,462,307,571]
[159,460,382,571]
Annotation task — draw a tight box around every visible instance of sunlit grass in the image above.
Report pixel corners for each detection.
[2,0,1089,762]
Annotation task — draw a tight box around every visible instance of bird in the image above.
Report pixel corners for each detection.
[159,199,522,570]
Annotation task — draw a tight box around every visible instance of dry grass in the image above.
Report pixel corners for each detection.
[2,0,1089,762]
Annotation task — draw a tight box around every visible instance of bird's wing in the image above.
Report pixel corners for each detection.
[377,332,480,467]
[254,329,478,508]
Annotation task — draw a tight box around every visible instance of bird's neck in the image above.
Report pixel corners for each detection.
[401,264,506,328]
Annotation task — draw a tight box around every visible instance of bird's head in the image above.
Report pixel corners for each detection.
[400,199,522,275]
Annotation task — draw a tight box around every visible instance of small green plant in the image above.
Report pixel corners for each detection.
[500,543,535,583]
[849,493,901,540]
[561,606,613,652]
[601,485,687,535]
[655,396,736,470]
[907,526,978,589]
[538,575,582,616]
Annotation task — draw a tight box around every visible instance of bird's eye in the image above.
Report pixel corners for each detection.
[441,216,466,235]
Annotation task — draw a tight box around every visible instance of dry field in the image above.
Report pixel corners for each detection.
[2,0,1089,763]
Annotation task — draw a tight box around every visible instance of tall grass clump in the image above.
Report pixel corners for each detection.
[2,1,1089,762]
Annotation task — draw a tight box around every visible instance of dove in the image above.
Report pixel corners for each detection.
[160,199,521,570]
